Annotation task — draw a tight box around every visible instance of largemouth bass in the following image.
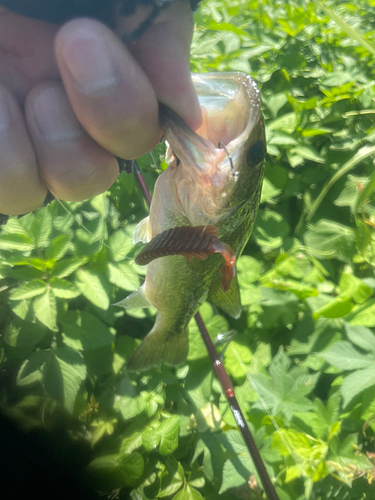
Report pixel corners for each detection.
[117,72,266,371]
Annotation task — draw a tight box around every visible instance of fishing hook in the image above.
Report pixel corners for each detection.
[218,141,239,180]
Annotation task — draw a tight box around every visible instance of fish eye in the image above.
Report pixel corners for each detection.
[247,140,267,167]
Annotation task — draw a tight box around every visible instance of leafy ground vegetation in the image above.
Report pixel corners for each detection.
[1,0,375,499]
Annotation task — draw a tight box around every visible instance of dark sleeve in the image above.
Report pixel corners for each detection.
[0,0,202,26]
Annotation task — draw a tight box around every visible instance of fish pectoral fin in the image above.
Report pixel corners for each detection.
[113,284,151,309]
[133,216,151,244]
[208,273,242,319]
[127,320,189,371]
[135,226,236,277]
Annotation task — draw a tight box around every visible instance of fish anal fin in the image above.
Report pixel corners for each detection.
[127,319,189,371]
[208,273,242,319]
[133,216,151,244]
[113,284,151,309]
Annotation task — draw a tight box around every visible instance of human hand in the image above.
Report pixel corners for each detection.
[0,1,201,215]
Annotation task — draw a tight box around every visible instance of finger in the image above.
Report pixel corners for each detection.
[0,83,47,215]
[54,18,161,159]
[117,1,202,130]
[0,7,59,102]
[25,83,119,201]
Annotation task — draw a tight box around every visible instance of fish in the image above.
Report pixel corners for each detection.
[116,72,266,371]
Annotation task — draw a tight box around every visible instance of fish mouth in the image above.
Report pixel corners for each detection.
[159,72,263,173]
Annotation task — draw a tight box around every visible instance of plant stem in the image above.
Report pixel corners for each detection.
[133,160,279,500]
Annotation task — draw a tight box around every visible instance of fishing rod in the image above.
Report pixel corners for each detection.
[132,159,280,500]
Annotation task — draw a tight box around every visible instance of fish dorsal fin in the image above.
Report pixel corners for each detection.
[208,273,242,319]
[113,284,151,309]
[133,216,151,244]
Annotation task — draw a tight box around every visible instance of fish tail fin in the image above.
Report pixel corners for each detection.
[127,320,189,372]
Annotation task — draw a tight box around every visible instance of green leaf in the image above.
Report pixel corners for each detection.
[157,415,180,455]
[30,207,52,248]
[252,209,290,251]
[258,288,300,327]
[354,168,375,221]
[1,217,32,236]
[345,324,375,354]
[320,341,375,370]
[341,366,375,407]
[4,319,47,353]
[91,419,116,447]
[157,459,184,498]
[312,297,353,319]
[219,454,253,494]
[268,132,298,147]
[313,0,375,56]
[107,261,140,291]
[107,229,134,261]
[302,128,333,137]
[16,351,48,386]
[0,233,34,251]
[223,336,252,379]
[75,268,110,310]
[33,288,58,331]
[272,428,312,458]
[305,145,375,224]
[10,299,33,321]
[289,145,325,163]
[53,257,86,278]
[74,227,104,257]
[268,112,297,134]
[142,415,180,455]
[90,193,107,217]
[265,92,288,118]
[172,483,204,500]
[61,310,114,351]
[304,219,355,262]
[347,299,375,327]
[250,348,318,419]
[10,279,47,300]
[114,394,147,421]
[87,451,144,489]
[236,256,260,285]
[339,272,373,304]
[43,346,87,413]
[191,433,225,488]
[45,233,71,260]
[260,178,282,203]
[49,278,80,299]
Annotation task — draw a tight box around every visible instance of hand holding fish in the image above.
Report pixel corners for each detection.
[0,1,201,215]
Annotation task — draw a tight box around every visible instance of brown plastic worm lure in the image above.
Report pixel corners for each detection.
[135,226,236,291]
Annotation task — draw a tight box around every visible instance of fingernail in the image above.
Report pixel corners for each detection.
[59,27,118,95]
[0,89,14,132]
[32,87,83,142]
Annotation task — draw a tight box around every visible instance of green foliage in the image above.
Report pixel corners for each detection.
[1,1,375,499]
